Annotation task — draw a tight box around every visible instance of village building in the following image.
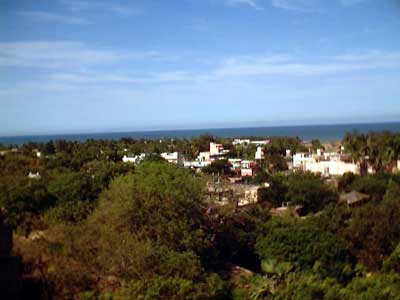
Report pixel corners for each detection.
[292,152,316,169]
[241,168,253,177]
[198,151,211,162]
[184,161,210,169]
[239,185,259,206]
[270,202,303,216]
[250,140,270,146]
[232,139,250,145]
[210,142,230,158]
[32,149,42,158]
[228,158,242,170]
[195,142,229,164]
[0,150,9,156]
[160,152,184,167]
[305,160,360,176]
[28,171,41,179]
[394,160,400,173]
[232,139,270,146]
[255,146,264,160]
[240,160,255,177]
[340,191,370,207]
[293,149,361,176]
[122,153,146,164]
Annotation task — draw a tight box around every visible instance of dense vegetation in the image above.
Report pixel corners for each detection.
[1,132,400,299]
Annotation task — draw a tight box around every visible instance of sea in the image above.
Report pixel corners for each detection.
[1,122,400,146]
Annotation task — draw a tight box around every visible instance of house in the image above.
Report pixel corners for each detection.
[394,160,400,173]
[28,172,40,179]
[210,142,225,156]
[228,158,242,170]
[255,146,264,160]
[196,142,229,163]
[293,150,361,176]
[228,184,259,206]
[198,151,211,162]
[292,152,316,169]
[340,191,370,207]
[160,152,184,167]
[241,168,253,177]
[32,149,41,158]
[250,140,270,146]
[122,153,146,164]
[241,160,255,177]
[0,150,9,156]
[232,139,250,145]
[184,161,210,169]
[241,185,259,206]
[241,160,254,169]
[270,202,303,216]
[305,160,360,177]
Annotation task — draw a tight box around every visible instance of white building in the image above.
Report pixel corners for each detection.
[198,151,211,162]
[241,160,253,169]
[122,153,146,164]
[161,152,184,167]
[210,142,228,156]
[184,161,210,168]
[293,149,362,176]
[233,139,270,146]
[238,185,259,206]
[28,171,41,179]
[32,149,41,158]
[196,142,229,163]
[250,140,270,146]
[255,147,264,160]
[241,168,253,177]
[292,152,316,169]
[305,160,360,177]
[241,160,254,177]
[233,139,250,145]
[228,158,242,170]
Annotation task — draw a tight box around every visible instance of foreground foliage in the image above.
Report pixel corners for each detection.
[1,132,400,299]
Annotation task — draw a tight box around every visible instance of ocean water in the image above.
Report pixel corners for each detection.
[1,122,400,146]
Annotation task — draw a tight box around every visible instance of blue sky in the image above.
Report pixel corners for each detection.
[1,0,400,135]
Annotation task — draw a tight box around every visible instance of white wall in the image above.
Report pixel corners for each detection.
[305,161,360,176]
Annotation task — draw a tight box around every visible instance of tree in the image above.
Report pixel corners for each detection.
[256,217,354,282]
[340,273,400,300]
[265,154,288,173]
[1,182,55,233]
[350,174,390,201]
[90,161,208,253]
[383,243,400,273]
[258,174,288,207]
[22,161,229,299]
[47,171,94,204]
[287,172,338,214]
[203,159,233,176]
[342,193,400,271]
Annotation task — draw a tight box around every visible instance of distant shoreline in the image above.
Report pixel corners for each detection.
[1,122,400,146]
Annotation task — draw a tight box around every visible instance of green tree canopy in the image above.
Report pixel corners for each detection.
[287,172,338,214]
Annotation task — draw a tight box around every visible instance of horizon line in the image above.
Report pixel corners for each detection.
[1,120,400,139]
